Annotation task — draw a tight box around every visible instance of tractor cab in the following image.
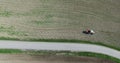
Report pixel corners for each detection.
[83,29,95,35]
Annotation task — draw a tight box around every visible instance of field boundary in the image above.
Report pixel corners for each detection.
[28,50,120,63]
[0,49,119,63]
[0,37,119,51]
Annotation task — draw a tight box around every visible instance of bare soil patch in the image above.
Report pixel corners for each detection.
[0,54,115,63]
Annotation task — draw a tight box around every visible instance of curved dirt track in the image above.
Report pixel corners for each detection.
[0,54,115,63]
[0,40,120,59]
[0,41,120,59]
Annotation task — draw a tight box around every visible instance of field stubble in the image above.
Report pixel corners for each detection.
[0,0,119,48]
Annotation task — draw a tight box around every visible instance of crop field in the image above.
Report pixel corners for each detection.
[0,54,115,63]
[0,0,120,48]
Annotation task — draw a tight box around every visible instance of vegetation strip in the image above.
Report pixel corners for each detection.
[0,49,119,63]
[0,37,119,51]
[0,49,23,53]
[27,50,120,63]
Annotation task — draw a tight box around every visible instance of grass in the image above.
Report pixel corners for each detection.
[23,50,120,63]
[0,11,12,17]
[0,49,119,63]
[0,25,27,36]
[31,20,52,26]
[0,49,23,53]
[0,37,20,40]
[77,52,120,63]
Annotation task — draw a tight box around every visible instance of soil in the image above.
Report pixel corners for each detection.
[0,54,115,63]
[0,0,120,48]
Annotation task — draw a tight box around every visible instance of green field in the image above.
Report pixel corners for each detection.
[0,0,120,49]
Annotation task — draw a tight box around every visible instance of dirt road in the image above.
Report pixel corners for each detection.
[0,40,119,59]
